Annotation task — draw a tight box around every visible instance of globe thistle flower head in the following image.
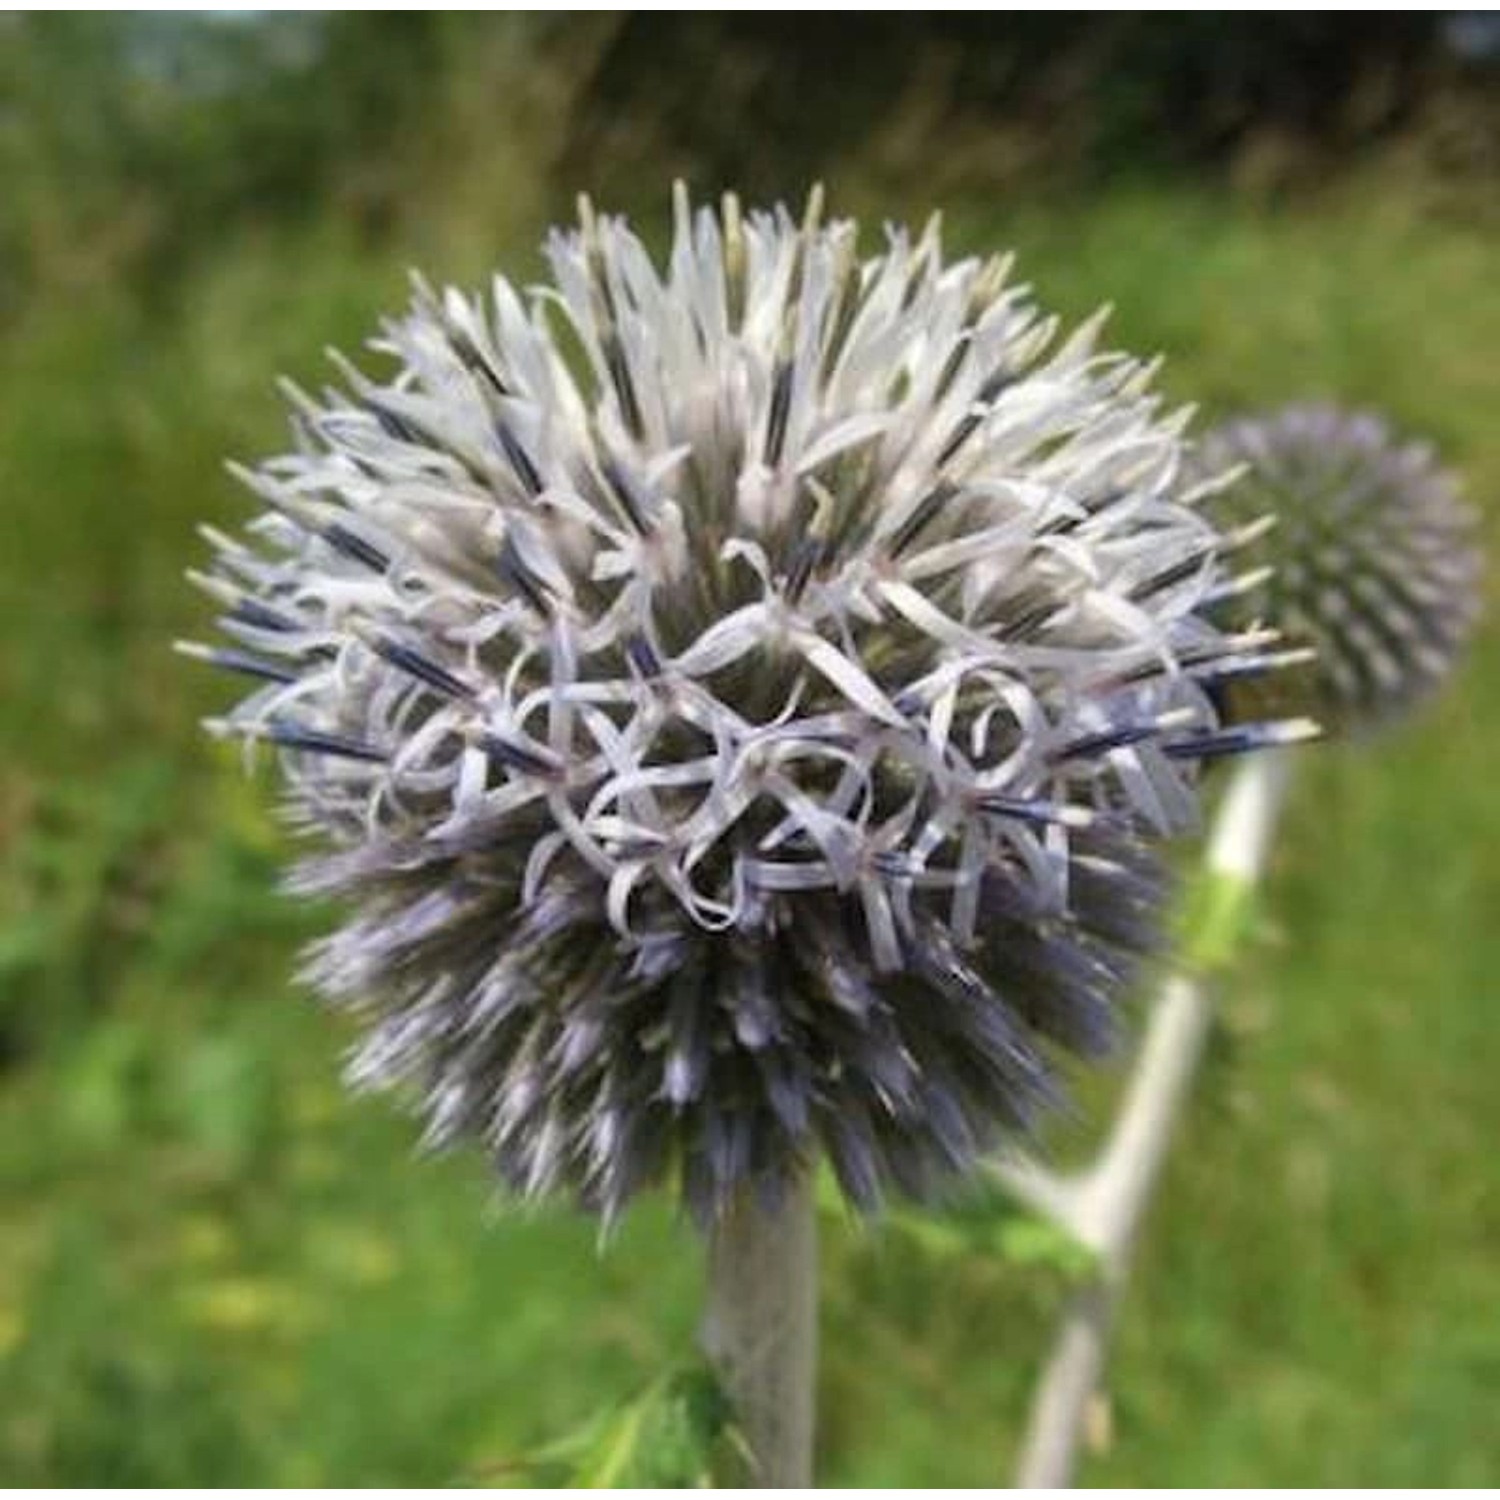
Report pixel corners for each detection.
[1194,403,1484,734]
[182,187,1310,1223]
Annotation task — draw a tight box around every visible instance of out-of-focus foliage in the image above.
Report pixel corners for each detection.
[563,14,1497,200]
[1,14,1497,1486]
[3,14,1497,318]
[0,14,435,310]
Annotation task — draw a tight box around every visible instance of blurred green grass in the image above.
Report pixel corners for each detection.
[1,179,1497,1485]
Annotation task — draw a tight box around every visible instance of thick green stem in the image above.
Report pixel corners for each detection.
[701,1173,818,1487]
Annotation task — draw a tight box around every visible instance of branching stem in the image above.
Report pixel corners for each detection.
[1012,749,1296,1487]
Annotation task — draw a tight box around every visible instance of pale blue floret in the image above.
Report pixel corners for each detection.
[183,188,1312,1222]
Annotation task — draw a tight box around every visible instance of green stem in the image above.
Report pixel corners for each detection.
[701,1172,818,1487]
[1015,748,1297,1487]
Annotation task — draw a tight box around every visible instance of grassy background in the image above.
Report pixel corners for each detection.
[1,18,1497,1486]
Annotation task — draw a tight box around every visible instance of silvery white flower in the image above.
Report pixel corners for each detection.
[1195,403,1484,732]
[182,188,1310,1221]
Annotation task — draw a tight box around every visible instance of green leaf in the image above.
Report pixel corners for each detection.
[882,1175,1099,1283]
[995,1214,1096,1278]
[482,1364,737,1489]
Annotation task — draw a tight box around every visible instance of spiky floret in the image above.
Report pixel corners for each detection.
[1194,404,1484,732]
[183,188,1307,1221]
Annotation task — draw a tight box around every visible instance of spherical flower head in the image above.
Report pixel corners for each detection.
[183,187,1308,1223]
[1193,403,1484,734]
